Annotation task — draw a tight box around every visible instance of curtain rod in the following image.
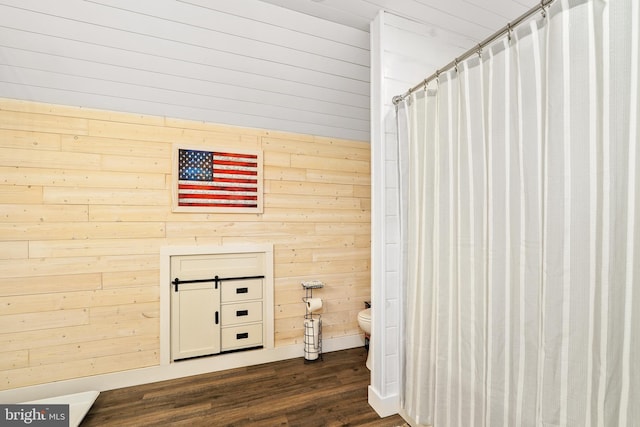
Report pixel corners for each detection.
[392,0,555,105]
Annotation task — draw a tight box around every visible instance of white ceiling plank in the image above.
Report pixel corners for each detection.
[0,43,369,110]
[0,14,370,95]
[0,82,370,141]
[359,0,499,40]
[89,0,370,66]
[255,0,374,32]
[463,0,533,20]
[0,0,369,81]
[405,0,514,29]
[260,0,537,40]
[185,0,370,48]
[1,51,369,121]
[0,66,370,132]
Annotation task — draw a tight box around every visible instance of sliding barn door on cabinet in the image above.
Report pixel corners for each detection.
[171,280,220,360]
[170,255,222,360]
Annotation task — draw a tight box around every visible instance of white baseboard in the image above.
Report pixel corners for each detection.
[0,334,365,404]
[368,385,399,418]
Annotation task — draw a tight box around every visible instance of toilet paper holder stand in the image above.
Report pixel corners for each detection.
[302,280,323,362]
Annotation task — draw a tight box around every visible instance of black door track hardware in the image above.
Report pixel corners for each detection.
[172,275,265,292]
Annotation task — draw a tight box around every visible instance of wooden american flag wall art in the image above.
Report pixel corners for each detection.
[172,146,263,213]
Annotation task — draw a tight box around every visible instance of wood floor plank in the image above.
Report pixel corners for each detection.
[81,348,405,426]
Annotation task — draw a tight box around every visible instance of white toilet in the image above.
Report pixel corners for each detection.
[357,308,372,370]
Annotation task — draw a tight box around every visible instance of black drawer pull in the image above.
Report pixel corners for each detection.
[236,310,248,317]
[237,332,249,339]
[236,287,248,294]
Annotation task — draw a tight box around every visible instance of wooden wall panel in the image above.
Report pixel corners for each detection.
[0,350,28,371]
[0,223,166,242]
[0,98,370,390]
[0,242,28,260]
[0,318,158,354]
[3,350,159,390]
[0,166,166,189]
[0,129,61,150]
[0,185,43,204]
[1,205,88,223]
[0,274,103,297]
[101,270,159,289]
[0,309,90,334]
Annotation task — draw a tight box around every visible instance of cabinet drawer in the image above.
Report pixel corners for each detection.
[221,279,262,302]
[221,323,263,351]
[221,301,262,325]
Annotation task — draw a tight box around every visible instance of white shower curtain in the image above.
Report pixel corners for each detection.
[397,0,639,426]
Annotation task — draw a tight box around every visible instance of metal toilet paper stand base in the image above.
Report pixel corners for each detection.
[302,280,323,363]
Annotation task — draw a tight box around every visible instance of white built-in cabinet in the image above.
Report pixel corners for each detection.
[170,251,266,361]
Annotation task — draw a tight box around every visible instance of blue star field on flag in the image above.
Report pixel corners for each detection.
[179,149,212,181]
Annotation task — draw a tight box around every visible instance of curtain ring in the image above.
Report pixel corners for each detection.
[540,0,547,18]
[477,44,482,58]
[507,23,512,42]
[454,59,459,73]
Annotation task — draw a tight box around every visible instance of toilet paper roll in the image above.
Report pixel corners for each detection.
[306,297,323,313]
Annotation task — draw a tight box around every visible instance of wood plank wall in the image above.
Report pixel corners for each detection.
[0,98,371,391]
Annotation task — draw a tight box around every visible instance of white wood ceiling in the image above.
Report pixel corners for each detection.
[259,0,535,41]
[0,0,538,141]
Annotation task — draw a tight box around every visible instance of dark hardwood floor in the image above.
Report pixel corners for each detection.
[81,347,406,426]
